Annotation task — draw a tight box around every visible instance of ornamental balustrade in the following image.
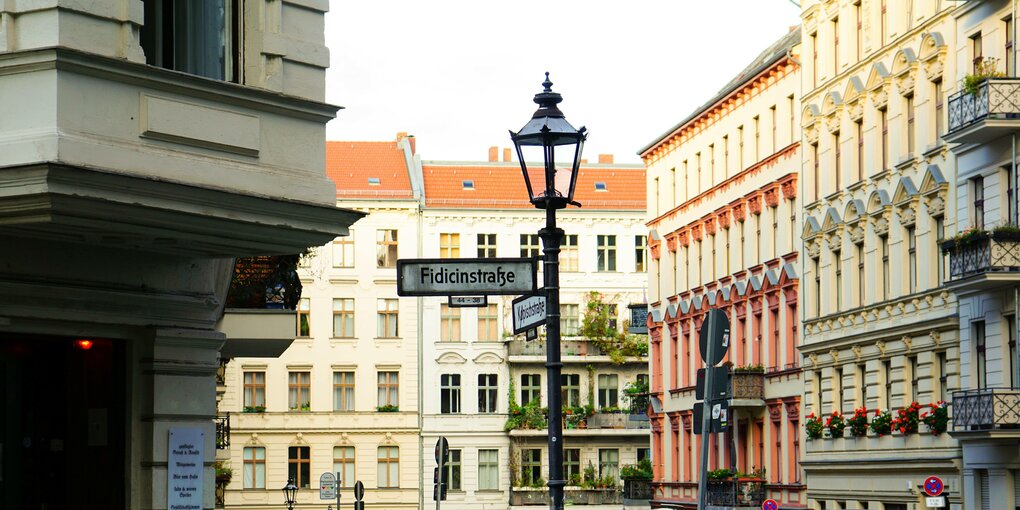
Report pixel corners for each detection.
[953,388,1020,431]
[705,479,766,507]
[215,414,230,449]
[947,78,1020,134]
[623,479,653,500]
[731,371,765,400]
[946,236,1020,279]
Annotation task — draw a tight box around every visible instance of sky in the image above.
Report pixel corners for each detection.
[324,1,802,165]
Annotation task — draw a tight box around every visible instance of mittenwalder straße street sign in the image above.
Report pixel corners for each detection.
[396,258,538,296]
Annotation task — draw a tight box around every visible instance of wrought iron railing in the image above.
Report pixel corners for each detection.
[732,371,765,400]
[946,236,1020,279]
[224,255,303,310]
[947,78,1020,133]
[507,338,608,357]
[215,414,230,449]
[953,388,1020,430]
[705,479,766,507]
[623,479,653,500]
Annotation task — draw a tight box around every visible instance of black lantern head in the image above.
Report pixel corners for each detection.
[282,478,298,507]
[509,72,588,209]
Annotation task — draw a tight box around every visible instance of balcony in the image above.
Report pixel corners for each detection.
[952,388,1020,434]
[945,78,1020,144]
[507,337,647,363]
[215,414,230,450]
[215,256,300,358]
[705,478,766,508]
[509,487,622,506]
[730,370,765,407]
[943,234,1020,291]
[623,479,653,501]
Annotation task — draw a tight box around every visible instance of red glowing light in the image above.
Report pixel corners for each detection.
[75,339,94,350]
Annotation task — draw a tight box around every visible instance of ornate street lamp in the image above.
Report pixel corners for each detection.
[510,72,587,510]
[282,478,298,510]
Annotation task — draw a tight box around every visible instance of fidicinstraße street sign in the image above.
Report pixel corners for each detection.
[397,258,537,296]
[512,294,547,334]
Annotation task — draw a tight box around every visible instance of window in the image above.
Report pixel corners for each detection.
[334,371,355,412]
[477,233,497,258]
[598,374,619,408]
[832,17,840,74]
[788,95,796,144]
[855,119,864,182]
[521,449,542,486]
[834,367,843,409]
[377,447,399,488]
[812,142,820,201]
[378,371,399,407]
[1010,315,1018,387]
[906,95,915,156]
[879,107,889,171]
[478,374,498,413]
[854,1,862,61]
[141,0,240,82]
[462,180,474,190]
[907,227,917,293]
[333,234,354,268]
[562,234,579,272]
[696,153,702,194]
[1007,166,1017,224]
[856,363,867,407]
[834,131,841,193]
[594,182,607,191]
[753,115,760,161]
[377,299,399,338]
[598,449,620,480]
[880,235,890,300]
[812,256,821,317]
[561,304,580,336]
[710,143,716,180]
[440,233,460,258]
[445,450,462,491]
[333,298,355,338]
[937,351,948,402]
[288,371,311,411]
[597,235,617,271]
[853,242,864,306]
[521,373,541,404]
[289,446,311,488]
[377,230,398,268]
[521,234,541,258]
[478,449,499,490]
[243,371,265,408]
[810,32,818,87]
[883,359,892,410]
[972,31,984,73]
[478,304,499,341]
[755,215,762,263]
[635,235,648,272]
[1008,17,1016,75]
[638,448,651,463]
[243,447,266,489]
[880,0,887,44]
[934,80,944,139]
[908,355,918,403]
[834,250,843,311]
[333,446,355,488]
[297,298,311,337]
[936,216,946,283]
[723,135,730,176]
[738,125,745,169]
[562,373,581,407]
[973,176,986,228]
[976,321,987,388]
[440,304,462,342]
[441,374,461,414]
[564,449,581,482]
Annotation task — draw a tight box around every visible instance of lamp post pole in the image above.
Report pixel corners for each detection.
[540,193,565,510]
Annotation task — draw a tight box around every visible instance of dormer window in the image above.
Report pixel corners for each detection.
[368,177,381,186]
[462,180,475,190]
[594,182,607,192]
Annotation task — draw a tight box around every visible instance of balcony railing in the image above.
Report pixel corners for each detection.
[731,371,765,400]
[623,479,653,500]
[705,478,766,507]
[507,338,646,358]
[225,255,302,310]
[953,388,1020,431]
[509,487,622,506]
[947,78,1020,134]
[945,235,1020,279]
[215,414,230,449]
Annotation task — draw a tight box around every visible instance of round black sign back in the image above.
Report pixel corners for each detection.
[698,308,731,366]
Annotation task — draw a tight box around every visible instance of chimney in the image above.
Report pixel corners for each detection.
[488,146,498,162]
[396,132,415,154]
[598,154,614,164]
[503,148,512,162]
[407,135,416,155]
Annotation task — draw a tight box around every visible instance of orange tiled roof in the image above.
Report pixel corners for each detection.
[421,163,645,210]
[326,141,413,198]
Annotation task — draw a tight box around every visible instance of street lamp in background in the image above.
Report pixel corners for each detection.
[282,478,298,510]
[510,72,587,510]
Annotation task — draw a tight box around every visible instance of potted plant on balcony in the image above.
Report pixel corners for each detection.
[870,409,893,436]
[215,461,232,485]
[943,227,989,251]
[891,402,921,435]
[242,405,266,413]
[962,58,1005,95]
[921,401,949,436]
[805,412,824,439]
[825,410,846,438]
[847,407,869,438]
[733,364,765,374]
[376,404,399,412]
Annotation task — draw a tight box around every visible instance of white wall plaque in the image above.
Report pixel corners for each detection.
[168,427,204,510]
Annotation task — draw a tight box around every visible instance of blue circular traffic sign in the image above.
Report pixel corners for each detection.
[924,476,944,497]
[762,499,779,510]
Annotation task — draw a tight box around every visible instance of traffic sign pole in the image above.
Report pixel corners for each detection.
[696,310,720,510]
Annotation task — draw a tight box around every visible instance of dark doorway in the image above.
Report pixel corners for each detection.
[1,334,126,510]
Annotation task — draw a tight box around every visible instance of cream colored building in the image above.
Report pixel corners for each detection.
[221,137,423,510]
[799,1,961,509]
[643,28,805,510]
[0,1,359,509]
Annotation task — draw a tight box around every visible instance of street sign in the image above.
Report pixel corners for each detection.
[699,309,731,366]
[695,367,731,400]
[397,257,538,296]
[762,499,779,510]
[512,294,547,334]
[319,472,337,500]
[435,437,450,464]
[449,296,487,308]
[924,476,944,497]
[692,400,729,434]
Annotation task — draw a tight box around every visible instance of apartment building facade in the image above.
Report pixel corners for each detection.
[643,28,804,510]
[799,1,961,509]
[942,1,1020,509]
